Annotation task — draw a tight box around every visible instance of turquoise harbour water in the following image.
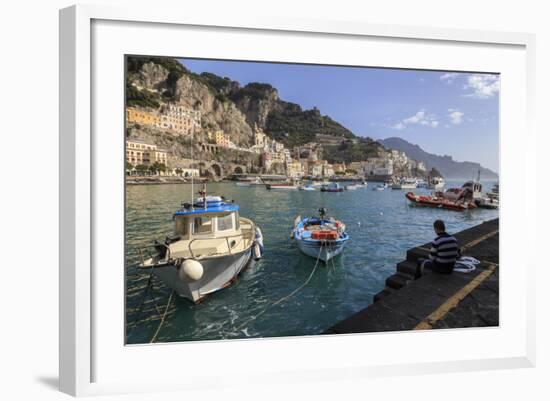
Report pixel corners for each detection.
[125,180,498,344]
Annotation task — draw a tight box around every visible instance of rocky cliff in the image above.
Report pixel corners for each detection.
[379,137,498,179]
[126,56,357,150]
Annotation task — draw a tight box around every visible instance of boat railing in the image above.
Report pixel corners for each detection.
[187,229,255,259]
[137,243,171,267]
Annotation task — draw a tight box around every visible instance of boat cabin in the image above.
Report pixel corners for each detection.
[461,180,483,194]
[173,196,241,240]
[168,196,255,260]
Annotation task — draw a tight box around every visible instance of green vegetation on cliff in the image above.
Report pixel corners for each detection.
[322,137,385,163]
[266,105,355,147]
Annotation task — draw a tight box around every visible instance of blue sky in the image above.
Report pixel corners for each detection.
[178,58,500,173]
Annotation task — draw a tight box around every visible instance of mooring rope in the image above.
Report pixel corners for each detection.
[149,289,175,343]
[236,243,325,332]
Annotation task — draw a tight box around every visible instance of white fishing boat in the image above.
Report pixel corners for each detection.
[391,178,418,190]
[373,183,387,191]
[292,208,349,263]
[428,176,445,190]
[298,184,316,191]
[235,177,263,187]
[266,182,299,190]
[344,184,361,190]
[416,179,428,188]
[320,183,344,192]
[138,186,264,303]
[311,180,331,187]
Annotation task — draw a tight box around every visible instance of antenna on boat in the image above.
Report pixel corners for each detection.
[202,182,207,210]
[190,125,194,207]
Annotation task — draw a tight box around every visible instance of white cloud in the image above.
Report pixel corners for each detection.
[463,74,500,98]
[391,122,405,130]
[390,109,439,130]
[403,110,425,124]
[440,72,459,83]
[448,108,464,125]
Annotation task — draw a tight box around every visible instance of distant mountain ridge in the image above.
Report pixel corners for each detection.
[378,137,498,179]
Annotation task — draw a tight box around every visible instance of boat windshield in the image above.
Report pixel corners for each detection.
[217,213,234,231]
[193,216,213,234]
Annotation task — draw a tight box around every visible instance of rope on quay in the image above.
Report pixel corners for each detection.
[150,289,175,344]
[236,243,325,332]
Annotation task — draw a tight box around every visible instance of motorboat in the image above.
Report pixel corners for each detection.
[436,180,483,202]
[475,196,499,209]
[266,182,299,190]
[235,177,264,187]
[320,183,344,192]
[298,184,316,191]
[344,184,361,190]
[292,208,349,263]
[391,178,418,190]
[406,192,477,211]
[311,180,331,187]
[428,176,445,190]
[416,179,428,188]
[372,183,387,191]
[138,187,264,303]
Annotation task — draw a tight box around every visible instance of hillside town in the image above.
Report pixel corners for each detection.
[125,103,427,182]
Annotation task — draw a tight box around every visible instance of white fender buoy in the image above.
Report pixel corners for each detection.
[253,243,262,260]
[180,259,204,281]
[254,227,264,260]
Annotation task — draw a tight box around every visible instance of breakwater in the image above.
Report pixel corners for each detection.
[324,218,499,333]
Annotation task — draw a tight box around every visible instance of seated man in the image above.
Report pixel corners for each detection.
[416,220,459,277]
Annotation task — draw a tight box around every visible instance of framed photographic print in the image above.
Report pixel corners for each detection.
[60,4,536,396]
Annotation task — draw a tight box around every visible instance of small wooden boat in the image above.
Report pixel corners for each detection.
[405,192,477,211]
[292,208,349,263]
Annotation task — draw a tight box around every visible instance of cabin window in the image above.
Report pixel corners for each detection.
[193,216,213,234]
[217,213,234,231]
[174,216,189,236]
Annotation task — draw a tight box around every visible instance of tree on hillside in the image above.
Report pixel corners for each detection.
[135,164,149,175]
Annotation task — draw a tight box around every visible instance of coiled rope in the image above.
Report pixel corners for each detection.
[236,243,325,332]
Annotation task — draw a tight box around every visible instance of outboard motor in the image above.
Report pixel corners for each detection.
[318,207,327,219]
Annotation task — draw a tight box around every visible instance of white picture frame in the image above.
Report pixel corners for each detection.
[59,4,536,397]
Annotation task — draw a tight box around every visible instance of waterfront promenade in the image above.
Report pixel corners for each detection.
[323,218,499,333]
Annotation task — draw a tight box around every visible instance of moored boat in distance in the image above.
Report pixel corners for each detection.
[391,178,418,190]
[416,179,428,188]
[292,208,349,263]
[298,184,316,191]
[235,177,264,187]
[138,186,264,303]
[428,176,445,190]
[373,183,387,191]
[344,184,361,190]
[320,183,344,192]
[266,181,299,190]
[405,191,477,211]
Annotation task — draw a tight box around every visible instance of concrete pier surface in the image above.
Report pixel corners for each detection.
[324,218,499,334]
